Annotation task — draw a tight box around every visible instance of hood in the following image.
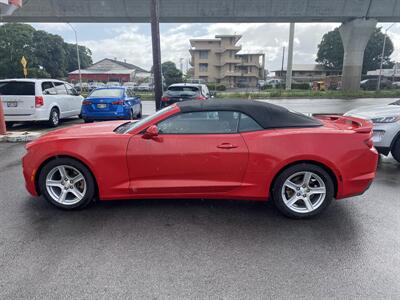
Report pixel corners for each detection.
[344,104,400,120]
[26,121,131,149]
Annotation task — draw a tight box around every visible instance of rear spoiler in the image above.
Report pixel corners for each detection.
[314,115,373,134]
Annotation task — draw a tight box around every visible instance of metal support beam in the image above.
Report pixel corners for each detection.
[286,22,295,90]
[150,0,162,110]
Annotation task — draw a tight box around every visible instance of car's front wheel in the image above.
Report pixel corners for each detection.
[391,137,400,163]
[38,158,96,210]
[272,163,334,219]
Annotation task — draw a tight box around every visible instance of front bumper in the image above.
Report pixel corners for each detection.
[371,122,400,155]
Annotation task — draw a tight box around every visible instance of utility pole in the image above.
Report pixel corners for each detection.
[286,23,295,90]
[67,23,82,90]
[281,46,285,76]
[150,0,162,110]
[377,23,395,91]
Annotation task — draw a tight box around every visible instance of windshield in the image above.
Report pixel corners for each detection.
[89,88,123,98]
[0,81,35,95]
[390,100,400,105]
[120,105,175,133]
[168,86,199,92]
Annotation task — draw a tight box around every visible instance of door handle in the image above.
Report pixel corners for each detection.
[217,143,238,149]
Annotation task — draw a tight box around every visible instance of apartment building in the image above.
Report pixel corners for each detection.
[189,35,265,88]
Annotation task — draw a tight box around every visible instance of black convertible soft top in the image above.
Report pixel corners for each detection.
[177,99,322,129]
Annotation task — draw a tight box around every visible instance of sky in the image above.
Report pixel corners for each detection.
[31,22,400,73]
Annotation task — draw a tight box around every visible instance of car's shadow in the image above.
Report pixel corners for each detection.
[20,194,363,262]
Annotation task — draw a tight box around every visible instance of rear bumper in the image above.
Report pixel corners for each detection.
[336,147,379,199]
[81,106,130,120]
[5,108,50,122]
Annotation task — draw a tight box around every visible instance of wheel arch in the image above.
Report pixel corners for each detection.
[35,155,99,198]
[269,160,339,198]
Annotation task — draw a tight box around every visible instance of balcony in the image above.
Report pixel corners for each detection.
[215,45,242,53]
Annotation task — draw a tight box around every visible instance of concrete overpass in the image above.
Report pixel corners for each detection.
[2,0,400,106]
[4,0,400,23]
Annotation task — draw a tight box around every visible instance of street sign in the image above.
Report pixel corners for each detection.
[20,56,27,68]
[20,56,28,77]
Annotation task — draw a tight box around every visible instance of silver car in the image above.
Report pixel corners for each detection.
[344,100,400,163]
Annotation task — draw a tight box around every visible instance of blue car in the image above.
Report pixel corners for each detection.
[81,87,142,123]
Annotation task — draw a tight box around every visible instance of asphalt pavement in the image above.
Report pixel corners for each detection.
[0,138,400,298]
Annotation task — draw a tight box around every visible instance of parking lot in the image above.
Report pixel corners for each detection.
[0,98,400,298]
[0,140,400,298]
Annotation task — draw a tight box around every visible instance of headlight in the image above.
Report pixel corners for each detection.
[371,116,400,123]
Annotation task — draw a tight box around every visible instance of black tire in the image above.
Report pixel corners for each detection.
[38,157,96,210]
[391,137,400,163]
[5,121,14,128]
[137,104,142,119]
[272,163,334,219]
[48,107,60,127]
[84,119,93,123]
[129,109,135,120]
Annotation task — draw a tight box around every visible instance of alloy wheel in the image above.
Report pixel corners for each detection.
[281,171,326,214]
[45,165,87,206]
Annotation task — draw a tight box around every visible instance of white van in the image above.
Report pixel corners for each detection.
[0,79,84,127]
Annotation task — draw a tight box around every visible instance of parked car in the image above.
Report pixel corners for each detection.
[266,78,284,88]
[123,82,137,89]
[136,83,153,92]
[0,79,83,127]
[344,99,400,162]
[81,87,142,123]
[88,82,105,91]
[23,100,378,218]
[360,78,392,90]
[161,83,210,108]
[74,82,89,92]
[106,81,121,87]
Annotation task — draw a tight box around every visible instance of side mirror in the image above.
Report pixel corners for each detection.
[143,125,159,139]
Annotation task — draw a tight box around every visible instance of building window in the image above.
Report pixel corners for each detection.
[199,51,208,59]
[199,63,208,72]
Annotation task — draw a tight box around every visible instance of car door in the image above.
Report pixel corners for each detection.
[52,81,70,117]
[65,83,82,116]
[126,110,249,195]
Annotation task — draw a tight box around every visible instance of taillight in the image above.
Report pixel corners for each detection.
[365,137,374,148]
[161,96,169,102]
[82,100,92,105]
[112,100,124,105]
[35,96,44,108]
[196,95,206,100]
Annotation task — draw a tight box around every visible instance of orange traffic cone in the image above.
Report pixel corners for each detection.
[0,97,7,135]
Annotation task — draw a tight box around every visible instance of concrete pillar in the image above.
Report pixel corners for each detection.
[286,23,295,90]
[339,19,377,92]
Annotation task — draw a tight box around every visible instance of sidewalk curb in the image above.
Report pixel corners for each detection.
[0,132,42,143]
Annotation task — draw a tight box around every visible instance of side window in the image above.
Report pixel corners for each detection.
[41,82,57,95]
[65,83,77,95]
[52,82,67,95]
[157,111,240,134]
[239,113,263,132]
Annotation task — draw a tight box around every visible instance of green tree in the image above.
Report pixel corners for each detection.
[316,27,394,74]
[0,23,93,79]
[65,43,93,72]
[161,61,183,86]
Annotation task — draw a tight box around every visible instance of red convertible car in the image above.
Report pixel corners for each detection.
[23,100,378,218]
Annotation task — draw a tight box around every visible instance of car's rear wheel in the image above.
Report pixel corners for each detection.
[272,163,334,219]
[48,107,60,127]
[391,137,400,163]
[38,158,96,210]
